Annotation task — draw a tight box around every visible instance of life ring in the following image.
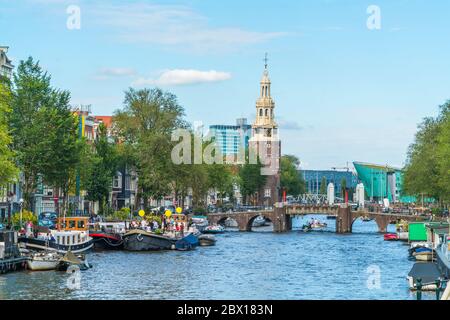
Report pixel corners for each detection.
[136,234,144,242]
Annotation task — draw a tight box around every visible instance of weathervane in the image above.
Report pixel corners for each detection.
[264,52,268,70]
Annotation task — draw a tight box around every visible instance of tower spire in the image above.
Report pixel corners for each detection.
[264,52,268,70]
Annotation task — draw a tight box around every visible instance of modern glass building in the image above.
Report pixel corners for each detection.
[300,170,358,198]
[209,118,252,159]
[353,162,411,203]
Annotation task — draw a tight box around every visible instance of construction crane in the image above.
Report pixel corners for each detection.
[331,162,351,172]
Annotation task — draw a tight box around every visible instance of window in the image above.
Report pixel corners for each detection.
[77,220,85,229]
[264,188,271,197]
[113,172,122,188]
[265,109,268,116]
[259,109,263,117]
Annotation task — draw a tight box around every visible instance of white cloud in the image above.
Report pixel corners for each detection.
[95,67,136,80]
[132,69,232,87]
[90,3,287,52]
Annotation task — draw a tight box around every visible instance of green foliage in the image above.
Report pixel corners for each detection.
[11,210,37,226]
[9,57,82,210]
[110,207,130,221]
[403,101,450,204]
[238,158,267,204]
[280,155,305,196]
[84,123,119,213]
[0,77,18,186]
[114,88,187,202]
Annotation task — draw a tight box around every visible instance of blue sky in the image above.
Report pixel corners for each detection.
[2,0,450,170]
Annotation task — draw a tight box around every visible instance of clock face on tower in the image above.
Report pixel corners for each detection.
[266,128,272,137]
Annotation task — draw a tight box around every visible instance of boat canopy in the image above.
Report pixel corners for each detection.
[408,262,441,284]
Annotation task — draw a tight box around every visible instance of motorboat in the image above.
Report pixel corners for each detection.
[19,217,93,254]
[56,251,92,271]
[89,222,125,250]
[175,233,199,251]
[326,215,337,220]
[224,218,238,228]
[310,222,327,229]
[384,233,399,241]
[27,251,61,271]
[252,215,266,227]
[198,234,217,246]
[203,225,225,234]
[301,224,312,232]
[362,216,373,222]
[413,249,434,262]
[407,262,441,291]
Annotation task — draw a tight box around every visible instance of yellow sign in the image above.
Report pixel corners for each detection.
[165,210,172,218]
[138,210,145,217]
[176,207,182,214]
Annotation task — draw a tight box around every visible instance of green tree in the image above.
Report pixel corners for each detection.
[280,155,305,196]
[114,88,186,206]
[85,124,119,214]
[0,77,18,185]
[10,57,81,211]
[207,163,234,206]
[404,101,450,205]
[239,159,267,205]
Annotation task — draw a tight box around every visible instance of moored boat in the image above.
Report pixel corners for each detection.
[198,234,217,246]
[203,225,225,234]
[19,217,93,254]
[384,233,398,241]
[123,229,177,251]
[89,222,125,250]
[56,251,92,271]
[252,216,266,227]
[27,251,61,271]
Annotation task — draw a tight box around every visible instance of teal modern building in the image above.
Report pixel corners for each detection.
[353,162,413,203]
[209,118,252,158]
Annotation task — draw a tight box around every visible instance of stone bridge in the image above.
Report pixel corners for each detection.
[208,207,290,232]
[207,205,428,233]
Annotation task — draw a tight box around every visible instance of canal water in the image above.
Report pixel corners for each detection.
[0,215,433,300]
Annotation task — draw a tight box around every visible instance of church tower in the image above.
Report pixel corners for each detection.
[249,53,281,206]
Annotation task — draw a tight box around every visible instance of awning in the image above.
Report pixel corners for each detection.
[408,263,442,284]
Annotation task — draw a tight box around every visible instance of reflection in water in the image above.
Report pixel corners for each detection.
[0,215,432,300]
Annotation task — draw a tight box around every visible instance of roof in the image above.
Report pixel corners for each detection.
[353,161,402,172]
[95,116,113,128]
[408,263,442,284]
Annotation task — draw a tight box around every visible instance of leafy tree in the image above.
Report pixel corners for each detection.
[114,88,187,206]
[10,57,81,212]
[84,123,119,213]
[0,77,18,185]
[280,155,305,196]
[239,159,267,205]
[404,101,450,205]
[206,163,234,206]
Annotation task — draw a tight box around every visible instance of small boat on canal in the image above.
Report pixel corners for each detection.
[198,234,217,246]
[89,222,125,250]
[203,225,225,234]
[123,229,199,251]
[56,251,92,271]
[19,217,94,254]
[384,233,399,241]
[27,251,61,271]
[252,216,266,227]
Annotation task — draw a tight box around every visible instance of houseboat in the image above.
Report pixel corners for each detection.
[123,214,198,251]
[89,222,125,250]
[19,217,94,254]
[1,229,27,274]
